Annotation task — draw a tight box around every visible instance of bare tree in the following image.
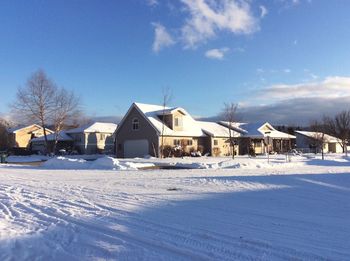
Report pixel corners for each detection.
[12,69,81,154]
[12,70,57,153]
[324,110,350,156]
[160,88,172,158]
[51,88,81,153]
[221,102,238,159]
[309,120,326,160]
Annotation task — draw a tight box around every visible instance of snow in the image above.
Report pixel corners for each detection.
[1,155,350,260]
[134,102,207,137]
[42,156,155,170]
[66,122,118,134]
[30,131,73,142]
[220,121,296,139]
[197,121,240,137]
[295,130,341,142]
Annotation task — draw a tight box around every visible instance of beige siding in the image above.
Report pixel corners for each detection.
[160,136,198,154]
[10,125,52,148]
[172,111,185,132]
[211,137,238,156]
[116,106,159,158]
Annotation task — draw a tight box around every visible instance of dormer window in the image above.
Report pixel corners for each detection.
[174,117,182,127]
[132,118,139,131]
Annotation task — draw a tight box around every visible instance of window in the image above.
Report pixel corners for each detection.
[187,140,193,146]
[174,117,183,128]
[214,140,218,146]
[132,118,139,131]
[173,139,181,146]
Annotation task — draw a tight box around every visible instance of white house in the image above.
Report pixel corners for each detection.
[295,131,343,153]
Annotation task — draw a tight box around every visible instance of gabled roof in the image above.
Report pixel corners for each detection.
[220,121,296,139]
[133,103,206,137]
[66,122,117,134]
[197,121,240,138]
[9,124,54,134]
[31,131,73,142]
[295,131,340,143]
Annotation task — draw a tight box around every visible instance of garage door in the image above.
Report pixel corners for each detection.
[124,139,149,158]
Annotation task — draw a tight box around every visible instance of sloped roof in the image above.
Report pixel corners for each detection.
[66,122,117,134]
[295,131,340,143]
[197,121,240,138]
[134,103,206,137]
[220,121,296,139]
[31,131,73,142]
[9,124,53,134]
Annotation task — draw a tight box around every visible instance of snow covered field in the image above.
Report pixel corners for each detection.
[1,155,350,260]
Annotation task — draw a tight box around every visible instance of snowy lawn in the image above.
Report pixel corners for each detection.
[1,155,350,260]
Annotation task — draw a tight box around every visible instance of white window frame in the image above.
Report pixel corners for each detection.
[132,118,139,131]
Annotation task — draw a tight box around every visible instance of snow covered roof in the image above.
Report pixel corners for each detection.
[31,131,73,142]
[220,121,296,139]
[66,122,118,134]
[295,131,340,143]
[134,103,206,137]
[197,121,240,138]
[9,124,53,134]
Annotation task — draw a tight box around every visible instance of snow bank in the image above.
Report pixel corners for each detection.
[42,156,155,170]
[173,159,275,170]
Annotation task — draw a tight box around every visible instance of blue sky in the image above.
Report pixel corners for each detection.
[1,0,350,124]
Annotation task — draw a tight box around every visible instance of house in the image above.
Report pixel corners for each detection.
[8,124,54,151]
[197,121,240,156]
[115,103,206,158]
[65,122,117,154]
[30,131,74,154]
[115,103,244,158]
[220,122,296,155]
[295,131,343,153]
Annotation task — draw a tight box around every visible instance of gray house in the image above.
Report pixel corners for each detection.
[295,131,343,153]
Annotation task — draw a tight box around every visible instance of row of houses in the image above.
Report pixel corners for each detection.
[8,122,117,155]
[7,102,344,157]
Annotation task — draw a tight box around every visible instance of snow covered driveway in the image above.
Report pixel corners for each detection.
[1,160,350,260]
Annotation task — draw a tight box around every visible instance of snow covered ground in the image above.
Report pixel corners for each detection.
[1,155,350,260]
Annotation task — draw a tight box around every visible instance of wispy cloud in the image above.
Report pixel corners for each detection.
[180,0,259,48]
[259,76,350,101]
[205,47,229,60]
[148,0,261,52]
[260,5,268,18]
[152,23,175,53]
[147,0,158,7]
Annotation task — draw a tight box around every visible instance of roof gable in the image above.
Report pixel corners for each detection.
[120,102,206,137]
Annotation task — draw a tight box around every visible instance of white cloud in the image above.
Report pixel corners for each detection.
[180,0,259,48]
[147,0,158,6]
[284,69,291,73]
[259,76,350,101]
[260,5,268,18]
[152,23,175,53]
[205,47,229,60]
[235,76,350,124]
